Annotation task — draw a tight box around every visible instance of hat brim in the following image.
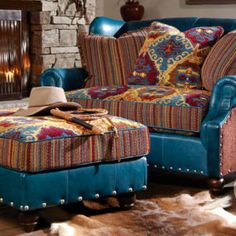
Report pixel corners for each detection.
[14,102,81,116]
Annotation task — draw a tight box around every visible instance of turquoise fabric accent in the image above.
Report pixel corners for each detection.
[147,132,208,175]
[40,68,87,91]
[0,157,147,210]
[89,16,125,36]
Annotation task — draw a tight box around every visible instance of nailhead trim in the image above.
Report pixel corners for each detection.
[128,187,133,192]
[142,185,147,190]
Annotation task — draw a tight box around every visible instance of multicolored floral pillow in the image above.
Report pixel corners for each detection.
[128,22,224,89]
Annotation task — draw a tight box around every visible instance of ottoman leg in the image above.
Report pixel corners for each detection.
[18,211,39,232]
[116,192,136,208]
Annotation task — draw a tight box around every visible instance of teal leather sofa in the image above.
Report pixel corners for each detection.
[41,16,236,193]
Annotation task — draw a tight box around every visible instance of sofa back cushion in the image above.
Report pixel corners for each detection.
[202,30,236,91]
[128,22,224,88]
[78,31,148,87]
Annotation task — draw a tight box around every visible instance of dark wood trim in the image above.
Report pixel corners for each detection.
[0,0,42,11]
[186,0,236,4]
[208,178,225,195]
[18,211,39,232]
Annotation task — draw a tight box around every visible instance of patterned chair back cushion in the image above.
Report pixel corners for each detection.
[128,22,224,89]
[78,30,148,87]
[202,30,236,91]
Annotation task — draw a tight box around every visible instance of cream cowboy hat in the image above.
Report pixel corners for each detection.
[14,86,81,116]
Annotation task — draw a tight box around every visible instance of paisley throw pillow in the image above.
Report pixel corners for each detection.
[128,22,224,89]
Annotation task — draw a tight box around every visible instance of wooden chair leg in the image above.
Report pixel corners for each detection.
[116,192,136,208]
[18,211,39,232]
[208,178,225,195]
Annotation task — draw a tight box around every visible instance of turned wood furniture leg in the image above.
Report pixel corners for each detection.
[116,192,136,208]
[208,178,225,195]
[18,211,39,232]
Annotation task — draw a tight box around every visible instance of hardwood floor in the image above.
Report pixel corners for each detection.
[0,174,235,236]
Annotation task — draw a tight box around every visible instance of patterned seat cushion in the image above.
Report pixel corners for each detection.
[66,85,210,133]
[0,115,149,172]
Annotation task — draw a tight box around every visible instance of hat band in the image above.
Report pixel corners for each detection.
[28,101,64,108]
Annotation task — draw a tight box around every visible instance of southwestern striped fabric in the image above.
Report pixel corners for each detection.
[220,107,236,176]
[0,115,149,172]
[78,32,147,87]
[202,30,236,91]
[66,85,210,133]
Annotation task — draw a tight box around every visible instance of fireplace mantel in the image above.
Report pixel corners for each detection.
[0,0,42,11]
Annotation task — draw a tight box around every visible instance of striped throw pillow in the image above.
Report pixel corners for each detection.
[78,32,147,87]
[202,30,236,91]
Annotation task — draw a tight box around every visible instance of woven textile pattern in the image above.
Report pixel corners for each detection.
[220,107,236,176]
[128,22,224,88]
[66,85,210,132]
[202,30,236,91]
[0,115,149,172]
[78,32,146,87]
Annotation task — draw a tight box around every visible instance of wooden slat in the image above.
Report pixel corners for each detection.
[0,0,42,11]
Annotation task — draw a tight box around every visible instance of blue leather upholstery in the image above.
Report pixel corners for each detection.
[0,157,147,210]
[90,16,125,36]
[115,17,198,37]
[115,17,236,37]
[40,68,88,92]
[200,76,236,177]
[148,133,207,175]
[193,18,236,34]
[40,16,236,183]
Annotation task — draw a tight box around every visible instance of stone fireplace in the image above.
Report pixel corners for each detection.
[0,0,96,101]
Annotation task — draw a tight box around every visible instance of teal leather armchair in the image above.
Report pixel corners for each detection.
[40,16,236,193]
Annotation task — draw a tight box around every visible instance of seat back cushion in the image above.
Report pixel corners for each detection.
[128,22,224,89]
[78,29,148,87]
[202,30,236,91]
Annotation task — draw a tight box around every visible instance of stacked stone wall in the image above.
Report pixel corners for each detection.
[30,0,96,86]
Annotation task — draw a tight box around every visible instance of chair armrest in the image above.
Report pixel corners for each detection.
[40,68,88,91]
[89,16,125,36]
[200,76,236,177]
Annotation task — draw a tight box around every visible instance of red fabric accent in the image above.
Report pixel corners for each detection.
[220,107,236,175]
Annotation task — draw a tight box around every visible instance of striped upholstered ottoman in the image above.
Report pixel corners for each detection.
[0,112,149,231]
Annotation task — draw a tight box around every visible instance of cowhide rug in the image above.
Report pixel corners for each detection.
[50,191,236,236]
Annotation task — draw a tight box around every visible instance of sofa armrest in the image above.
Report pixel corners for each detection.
[40,68,88,91]
[200,76,236,177]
